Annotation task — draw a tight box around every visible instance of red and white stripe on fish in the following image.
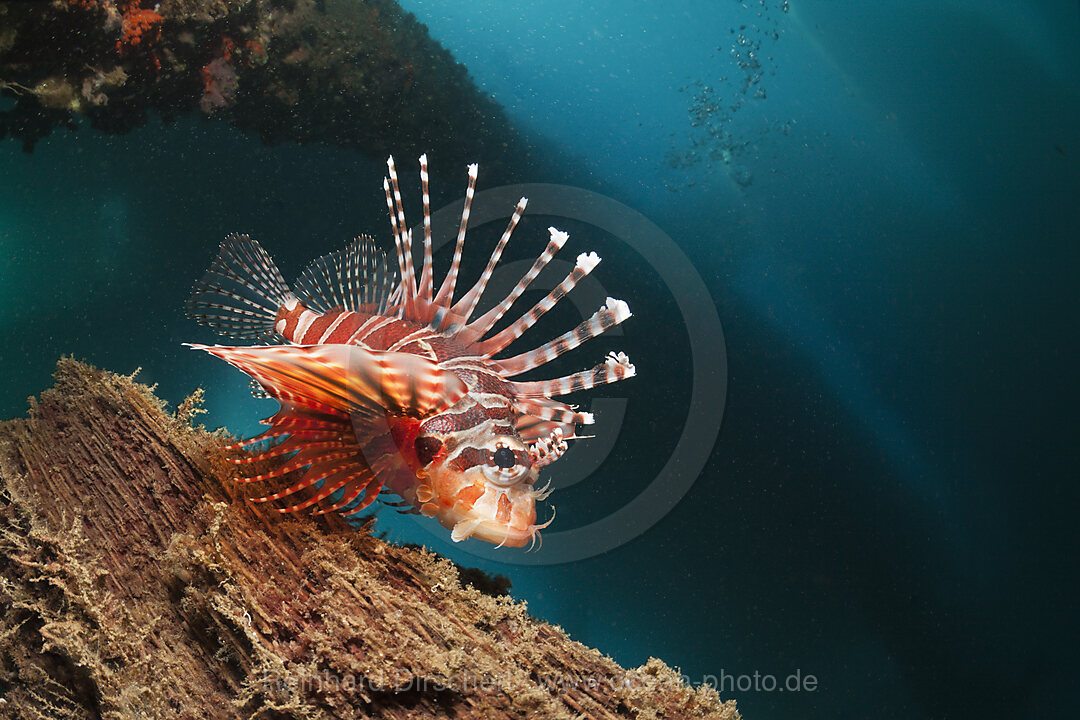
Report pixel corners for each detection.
[185,154,635,549]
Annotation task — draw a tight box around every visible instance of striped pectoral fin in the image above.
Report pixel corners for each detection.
[223,392,387,516]
[229,432,345,465]
[187,343,468,420]
[312,471,384,515]
[250,451,381,514]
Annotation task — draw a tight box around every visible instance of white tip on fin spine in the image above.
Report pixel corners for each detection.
[576,252,601,273]
[603,297,632,323]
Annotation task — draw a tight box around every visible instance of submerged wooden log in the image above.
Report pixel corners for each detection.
[0,358,740,720]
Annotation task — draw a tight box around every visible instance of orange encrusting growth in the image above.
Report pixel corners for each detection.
[115,3,163,54]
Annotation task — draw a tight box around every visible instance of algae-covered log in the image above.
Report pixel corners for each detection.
[0,359,739,720]
[0,0,524,170]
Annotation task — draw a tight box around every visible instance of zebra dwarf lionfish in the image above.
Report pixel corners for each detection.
[186,155,635,549]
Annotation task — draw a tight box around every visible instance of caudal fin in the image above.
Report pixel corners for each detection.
[186,233,295,340]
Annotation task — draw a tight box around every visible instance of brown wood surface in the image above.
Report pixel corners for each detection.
[0,359,738,720]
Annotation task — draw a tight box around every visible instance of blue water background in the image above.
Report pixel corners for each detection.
[2,1,1078,718]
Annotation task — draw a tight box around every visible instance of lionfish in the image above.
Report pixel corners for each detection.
[186,156,635,548]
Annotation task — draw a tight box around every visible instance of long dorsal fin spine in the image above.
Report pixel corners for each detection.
[387,155,417,315]
[451,195,528,323]
[359,240,370,306]
[465,226,569,341]
[496,297,632,376]
[383,177,410,312]
[418,154,435,304]
[510,351,636,400]
[343,237,360,309]
[433,163,478,310]
[475,250,601,356]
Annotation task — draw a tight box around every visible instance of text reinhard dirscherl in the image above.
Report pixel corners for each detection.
[257,668,818,695]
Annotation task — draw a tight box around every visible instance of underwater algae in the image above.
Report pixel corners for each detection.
[0,359,739,719]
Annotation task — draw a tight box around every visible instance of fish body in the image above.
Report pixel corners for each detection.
[187,155,635,548]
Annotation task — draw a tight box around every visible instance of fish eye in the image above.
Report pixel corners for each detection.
[482,441,531,486]
[493,446,516,469]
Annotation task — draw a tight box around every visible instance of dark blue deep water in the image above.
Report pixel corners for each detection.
[2,1,1078,718]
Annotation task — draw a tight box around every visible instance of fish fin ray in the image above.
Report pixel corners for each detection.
[462,227,568,343]
[188,343,469,419]
[185,233,294,341]
[515,397,594,426]
[293,235,396,315]
[510,351,636,399]
[474,251,601,356]
[249,377,272,399]
[497,297,632,376]
[432,163,478,311]
[448,196,528,325]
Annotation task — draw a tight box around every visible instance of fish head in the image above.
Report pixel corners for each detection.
[409,399,552,548]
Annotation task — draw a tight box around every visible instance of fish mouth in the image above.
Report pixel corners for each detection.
[441,500,556,549]
[428,470,551,548]
[446,516,532,547]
